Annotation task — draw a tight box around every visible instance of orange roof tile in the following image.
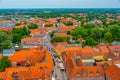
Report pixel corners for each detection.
[0,72,5,79]
[0,46,54,80]
[99,46,109,56]
[85,66,104,77]
[0,28,12,33]
[65,58,83,78]
[21,37,42,42]
[5,67,29,74]
[63,46,82,58]
[81,47,94,58]
[18,71,32,80]
[15,26,24,28]
[0,55,2,59]
[9,47,45,64]
[117,16,120,19]
[58,26,70,31]
[106,64,120,80]
[5,75,14,80]
[55,33,72,38]
[30,29,41,34]
[109,45,120,52]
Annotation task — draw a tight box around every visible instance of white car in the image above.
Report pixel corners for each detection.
[59,62,64,71]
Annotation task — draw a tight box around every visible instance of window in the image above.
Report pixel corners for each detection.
[76,72,80,77]
[40,67,43,71]
[12,72,18,77]
[90,72,94,76]
[96,71,100,75]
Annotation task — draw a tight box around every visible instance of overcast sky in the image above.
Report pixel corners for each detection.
[0,0,120,8]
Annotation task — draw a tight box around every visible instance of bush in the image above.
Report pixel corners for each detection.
[15,23,21,26]
[64,21,73,26]
[28,23,38,29]
[1,40,11,49]
[67,31,71,35]
[74,40,80,44]
[45,24,53,27]
[12,27,30,43]
[50,30,56,38]
[51,36,70,43]
[0,56,11,72]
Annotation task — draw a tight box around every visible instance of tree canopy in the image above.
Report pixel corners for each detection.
[0,31,9,43]
[45,24,53,27]
[71,24,120,46]
[12,27,30,43]
[71,26,87,39]
[1,40,11,49]
[0,56,11,72]
[64,21,73,26]
[28,23,38,29]
[51,36,70,43]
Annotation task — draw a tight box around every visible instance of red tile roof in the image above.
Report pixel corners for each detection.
[98,46,109,56]
[106,64,120,80]
[0,46,54,80]
[58,26,76,32]
[85,66,104,77]
[0,28,12,33]
[81,47,94,58]
[21,37,42,42]
[0,72,5,79]
[30,29,41,34]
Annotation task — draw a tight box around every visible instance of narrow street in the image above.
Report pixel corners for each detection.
[51,51,67,80]
[44,29,67,80]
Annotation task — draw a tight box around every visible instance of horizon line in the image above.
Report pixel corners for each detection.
[0,8,120,9]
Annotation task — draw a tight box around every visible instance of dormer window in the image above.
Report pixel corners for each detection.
[90,72,94,76]
[115,48,120,51]
[76,72,80,77]
[40,67,43,71]
[12,72,18,77]
[96,71,100,75]
[94,49,100,52]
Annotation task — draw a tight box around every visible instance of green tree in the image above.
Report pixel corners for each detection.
[67,31,71,35]
[51,36,70,43]
[1,40,11,49]
[28,23,38,29]
[81,19,85,25]
[85,37,97,46]
[92,27,104,42]
[23,26,30,35]
[45,24,53,27]
[15,23,21,26]
[12,34,22,43]
[74,40,80,44]
[118,22,120,26]
[84,23,95,28]
[64,21,73,26]
[71,27,87,39]
[104,32,112,42]
[50,30,56,38]
[0,56,11,72]
[110,26,120,41]
[0,31,9,43]
[12,28,24,35]
[12,27,30,43]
